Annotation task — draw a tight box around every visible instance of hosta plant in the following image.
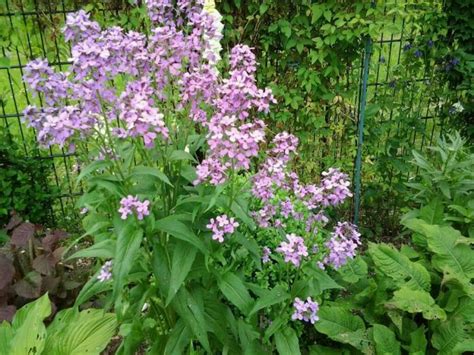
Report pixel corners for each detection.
[0,293,117,355]
[0,213,86,322]
[23,1,361,353]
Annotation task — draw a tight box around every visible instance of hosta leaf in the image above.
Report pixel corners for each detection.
[372,324,400,355]
[218,272,253,315]
[166,242,197,306]
[44,308,117,354]
[368,243,431,291]
[386,287,446,320]
[0,321,13,353]
[274,327,301,355]
[315,306,370,351]
[10,293,51,355]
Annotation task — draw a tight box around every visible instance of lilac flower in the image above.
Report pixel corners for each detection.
[324,222,361,269]
[63,10,101,44]
[262,246,272,263]
[280,199,294,218]
[207,214,239,243]
[319,168,352,207]
[291,297,319,324]
[119,195,151,220]
[276,234,308,267]
[97,261,113,282]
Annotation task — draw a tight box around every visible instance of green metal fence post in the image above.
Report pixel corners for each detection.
[353,36,372,226]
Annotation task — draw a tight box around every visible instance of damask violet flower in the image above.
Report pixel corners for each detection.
[207,214,239,243]
[324,222,361,269]
[97,261,113,282]
[262,246,271,264]
[119,195,150,220]
[292,297,319,324]
[276,234,308,267]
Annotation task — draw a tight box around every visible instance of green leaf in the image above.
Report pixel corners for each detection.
[419,199,444,224]
[249,285,289,316]
[76,160,113,185]
[304,265,343,294]
[67,239,116,260]
[44,308,117,354]
[218,272,253,315]
[164,320,192,355]
[0,57,11,67]
[129,166,173,186]
[372,324,401,355]
[169,150,196,162]
[337,257,368,283]
[166,242,197,306]
[315,306,369,351]
[155,216,207,254]
[172,288,210,353]
[432,319,467,355]
[311,4,324,23]
[10,293,51,355]
[113,223,143,299]
[74,273,113,306]
[409,326,427,355]
[404,219,474,279]
[368,242,431,291]
[0,321,13,354]
[386,287,446,320]
[274,327,301,355]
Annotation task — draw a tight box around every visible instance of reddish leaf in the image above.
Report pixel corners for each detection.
[42,276,60,294]
[5,212,22,231]
[0,255,15,290]
[11,222,35,248]
[14,271,42,299]
[32,254,57,275]
[52,247,66,262]
[42,230,67,252]
[0,305,16,322]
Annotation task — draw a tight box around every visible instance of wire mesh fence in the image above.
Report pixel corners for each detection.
[0,0,448,228]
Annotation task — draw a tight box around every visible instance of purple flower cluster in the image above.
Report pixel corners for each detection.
[276,234,308,267]
[324,222,361,269]
[119,195,151,220]
[206,214,239,243]
[97,260,113,282]
[23,1,246,151]
[291,297,319,324]
[193,45,275,185]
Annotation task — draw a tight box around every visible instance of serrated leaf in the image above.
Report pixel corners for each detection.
[315,306,369,351]
[432,319,467,355]
[368,243,430,291]
[372,324,400,355]
[386,287,446,320]
[337,257,368,283]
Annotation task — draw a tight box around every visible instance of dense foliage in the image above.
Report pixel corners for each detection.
[0,127,56,225]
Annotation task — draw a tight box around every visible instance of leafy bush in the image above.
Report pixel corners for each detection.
[0,213,86,322]
[22,1,363,353]
[0,293,117,355]
[0,127,57,226]
[323,133,474,353]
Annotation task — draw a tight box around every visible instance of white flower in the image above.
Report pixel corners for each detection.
[202,0,224,66]
[452,101,464,113]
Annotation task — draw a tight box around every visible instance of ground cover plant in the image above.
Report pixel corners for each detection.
[21,0,366,353]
